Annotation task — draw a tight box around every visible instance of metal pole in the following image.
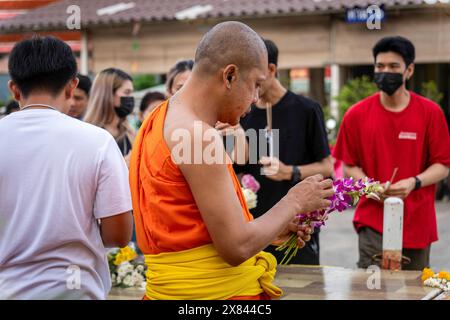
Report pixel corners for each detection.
[330,64,340,120]
[80,30,89,75]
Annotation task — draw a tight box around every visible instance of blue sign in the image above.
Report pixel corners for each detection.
[345,5,386,24]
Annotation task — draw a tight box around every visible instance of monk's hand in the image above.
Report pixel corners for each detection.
[272,217,298,245]
[285,174,334,214]
[383,177,415,199]
[292,222,313,249]
[272,218,313,248]
[259,156,293,181]
[215,121,243,136]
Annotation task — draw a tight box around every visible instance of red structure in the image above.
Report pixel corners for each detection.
[0,1,81,54]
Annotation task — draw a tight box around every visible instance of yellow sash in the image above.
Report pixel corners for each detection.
[144,244,283,300]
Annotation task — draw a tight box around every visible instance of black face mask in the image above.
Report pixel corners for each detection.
[373,72,404,96]
[115,96,135,118]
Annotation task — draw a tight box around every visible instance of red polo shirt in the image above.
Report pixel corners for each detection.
[333,92,450,249]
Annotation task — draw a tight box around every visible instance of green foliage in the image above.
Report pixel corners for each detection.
[133,74,158,91]
[335,75,378,118]
[420,80,443,105]
[323,76,377,144]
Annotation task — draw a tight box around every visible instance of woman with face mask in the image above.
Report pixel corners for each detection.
[84,68,135,164]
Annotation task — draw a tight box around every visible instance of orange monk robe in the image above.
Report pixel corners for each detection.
[129,100,269,300]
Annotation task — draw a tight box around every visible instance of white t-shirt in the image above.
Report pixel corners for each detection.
[0,109,132,300]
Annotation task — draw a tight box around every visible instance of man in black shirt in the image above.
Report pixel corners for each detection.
[234,39,333,265]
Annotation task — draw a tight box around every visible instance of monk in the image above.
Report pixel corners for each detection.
[129,21,334,300]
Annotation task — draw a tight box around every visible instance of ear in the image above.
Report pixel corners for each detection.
[223,64,238,89]
[406,63,415,81]
[8,80,21,102]
[65,77,79,99]
[268,63,277,77]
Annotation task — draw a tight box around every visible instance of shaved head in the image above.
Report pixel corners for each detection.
[183,21,267,126]
[194,21,267,75]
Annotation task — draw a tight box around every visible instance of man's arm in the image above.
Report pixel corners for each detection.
[259,156,333,182]
[177,127,333,266]
[299,156,334,179]
[387,105,450,198]
[94,137,134,248]
[344,163,449,199]
[385,163,449,199]
[417,163,449,187]
[343,163,367,180]
[100,212,133,248]
[260,100,333,181]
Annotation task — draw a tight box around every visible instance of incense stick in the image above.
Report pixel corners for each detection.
[384,167,399,191]
[266,103,274,158]
[266,102,272,131]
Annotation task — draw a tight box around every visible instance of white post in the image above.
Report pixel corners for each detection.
[80,31,89,75]
[382,197,404,270]
[330,63,340,120]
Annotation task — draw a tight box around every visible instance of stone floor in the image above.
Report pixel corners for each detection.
[320,200,450,270]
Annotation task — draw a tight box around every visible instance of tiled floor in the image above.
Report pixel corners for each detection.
[109,266,438,300]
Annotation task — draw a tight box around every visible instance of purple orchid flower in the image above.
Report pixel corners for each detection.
[241,174,260,193]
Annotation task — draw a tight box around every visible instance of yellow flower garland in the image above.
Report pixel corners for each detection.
[421,268,450,292]
[438,271,450,281]
[421,268,435,282]
[114,246,138,266]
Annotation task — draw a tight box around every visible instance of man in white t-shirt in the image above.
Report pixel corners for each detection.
[0,36,133,299]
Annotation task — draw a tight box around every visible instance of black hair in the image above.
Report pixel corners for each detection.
[372,36,415,67]
[4,100,19,115]
[76,73,92,96]
[8,36,77,98]
[139,91,166,113]
[166,60,194,92]
[263,39,279,66]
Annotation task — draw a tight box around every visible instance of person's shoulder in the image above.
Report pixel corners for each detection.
[0,114,12,125]
[59,114,115,144]
[288,91,322,115]
[344,92,380,119]
[0,115,12,133]
[289,91,318,107]
[63,114,109,134]
[411,91,444,114]
[166,108,219,149]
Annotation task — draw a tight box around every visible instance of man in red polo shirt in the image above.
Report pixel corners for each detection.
[333,36,450,270]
